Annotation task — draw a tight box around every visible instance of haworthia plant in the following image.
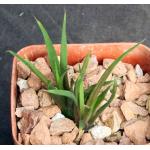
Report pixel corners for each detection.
[8,13,144,131]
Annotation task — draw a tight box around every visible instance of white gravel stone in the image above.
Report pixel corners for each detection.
[90,125,112,139]
[17,121,22,130]
[17,78,29,92]
[52,113,65,121]
[135,64,143,77]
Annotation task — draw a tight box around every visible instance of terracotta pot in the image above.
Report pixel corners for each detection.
[11,43,150,144]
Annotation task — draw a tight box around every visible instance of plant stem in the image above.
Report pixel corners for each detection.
[75,126,84,143]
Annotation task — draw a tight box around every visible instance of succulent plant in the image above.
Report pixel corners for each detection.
[8,12,144,132]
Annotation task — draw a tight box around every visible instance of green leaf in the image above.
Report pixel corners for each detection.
[60,12,67,74]
[84,85,111,123]
[86,40,145,106]
[88,80,117,125]
[84,80,113,100]
[53,61,60,88]
[102,80,114,86]
[45,89,77,106]
[91,86,111,112]
[80,54,91,79]
[35,17,60,83]
[8,50,52,88]
[79,120,85,131]
[84,85,95,100]
[74,54,90,104]
[78,63,82,73]
[79,79,85,118]
[59,69,68,89]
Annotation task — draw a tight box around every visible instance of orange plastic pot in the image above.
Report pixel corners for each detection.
[11,43,150,144]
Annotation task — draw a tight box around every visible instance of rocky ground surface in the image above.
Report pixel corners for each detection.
[16,55,150,145]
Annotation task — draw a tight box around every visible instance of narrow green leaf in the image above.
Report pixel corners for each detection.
[91,86,111,112]
[78,63,82,73]
[84,85,111,123]
[60,12,67,74]
[8,50,51,87]
[74,81,80,105]
[35,17,60,82]
[45,89,77,105]
[79,120,85,131]
[79,80,85,118]
[74,54,90,104]
[84,80,113,100]
[86,40,145,106]
[102,80,114,86]
[80,54,91,79]
[53,61,60,88]
[59,69,68,89]
[88,80,117,125]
